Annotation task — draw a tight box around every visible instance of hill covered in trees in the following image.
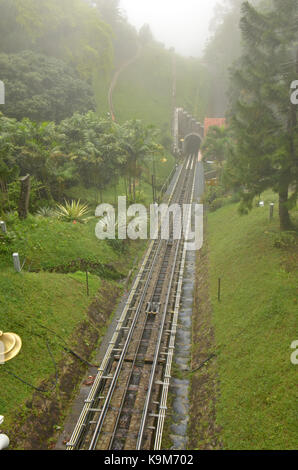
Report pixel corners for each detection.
[0,0,211,213]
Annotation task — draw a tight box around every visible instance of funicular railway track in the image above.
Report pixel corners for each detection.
[67,155,197,450]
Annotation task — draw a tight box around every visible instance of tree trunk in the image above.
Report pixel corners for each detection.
[278,186,292,231]
[114,183,117,206]
[124,177,128,199]
[128,175,131,200]
[133,177,136,203]
[18,174,30,220]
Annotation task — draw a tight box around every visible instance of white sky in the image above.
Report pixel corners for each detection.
[119,0,223,57]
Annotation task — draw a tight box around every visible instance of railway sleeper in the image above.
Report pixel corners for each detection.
[145,301,161,314]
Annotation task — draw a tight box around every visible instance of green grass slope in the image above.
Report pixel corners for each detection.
[207,195,297,449]
[94,42,209,131]
[0,213,144,435]
[0,270,100,426]
[0,214,122,272]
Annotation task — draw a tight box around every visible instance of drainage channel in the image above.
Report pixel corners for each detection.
[169,249,196,449]
[167,158,203,450]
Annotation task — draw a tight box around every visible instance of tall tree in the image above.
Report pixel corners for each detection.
[117,120,162,202]
[229,0,298,229]
[57,111,124,198]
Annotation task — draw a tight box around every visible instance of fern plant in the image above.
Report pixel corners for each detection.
[36,206,56,218]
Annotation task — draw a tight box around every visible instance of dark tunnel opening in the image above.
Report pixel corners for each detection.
[184,134,201,156]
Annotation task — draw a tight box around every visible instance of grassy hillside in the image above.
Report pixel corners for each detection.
[207,194,297,449]
[111,43,172,127]
[0,270,100,425]
[0,212,145,441]
[175,54,209,122]
[94,42,209,131]
[0,214,120,271]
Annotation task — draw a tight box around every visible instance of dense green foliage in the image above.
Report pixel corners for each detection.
[201,125,231,169]
[0,111,165,214]
[0,0,203,217]
[0,0,113,79]
[0,51,95,122]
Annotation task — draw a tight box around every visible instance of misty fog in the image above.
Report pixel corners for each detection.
[120,0,223,56]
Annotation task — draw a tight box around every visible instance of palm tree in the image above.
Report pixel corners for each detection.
[117,120,162,203]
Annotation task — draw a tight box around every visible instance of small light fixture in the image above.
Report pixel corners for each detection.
[0,331,22,363]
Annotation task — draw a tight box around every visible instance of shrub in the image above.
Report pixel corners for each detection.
[107,238,127,253]
[203,184,225,205]
[209,197,226,212]
[0,230,16,254]
[230,191,242,203]
[36,206,56,218]
[273,231,297,249]
[55,200,90,223]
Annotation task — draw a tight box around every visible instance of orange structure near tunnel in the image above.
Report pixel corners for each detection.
[204,118,226,137]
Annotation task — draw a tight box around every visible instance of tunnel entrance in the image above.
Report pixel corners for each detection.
[183,133,201,156]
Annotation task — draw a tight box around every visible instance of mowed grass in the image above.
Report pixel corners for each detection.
[111,43,172,128]
[207,194,297,449]
[0,269,103,427]
[0,214,119,271]
[96,42,208,130]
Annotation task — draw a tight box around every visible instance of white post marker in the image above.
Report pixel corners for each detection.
[269,203,274,221]
[13,253,21,272]
[0,221,7,233]
[0,81,4,105]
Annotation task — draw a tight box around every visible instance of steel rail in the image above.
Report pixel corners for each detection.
[87,163,186,450]
[108,241,175,449]
[136,156,195,449]
[136,237,182,449]
[67,159,184,450]
[88,234,166,450]
[154,156,198,449]
[108,165,190,449]
[66,240,155,449]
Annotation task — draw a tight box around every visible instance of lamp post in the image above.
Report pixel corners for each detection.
[0,331,22,363]
[151,154,157,203]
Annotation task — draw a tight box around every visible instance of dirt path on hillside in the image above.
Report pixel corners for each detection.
[108,43,142,121]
